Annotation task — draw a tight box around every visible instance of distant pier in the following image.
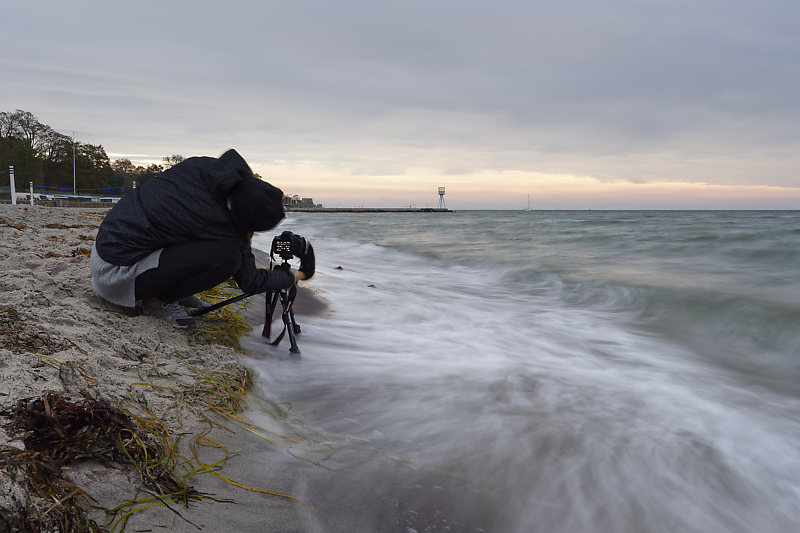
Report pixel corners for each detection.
[286,207,452,213]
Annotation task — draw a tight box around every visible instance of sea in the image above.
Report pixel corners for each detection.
[249,210,800,533]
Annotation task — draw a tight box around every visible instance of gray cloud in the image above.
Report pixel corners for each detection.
[2,0,799,188]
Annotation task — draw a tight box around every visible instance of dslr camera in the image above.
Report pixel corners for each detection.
[271,230,307,261]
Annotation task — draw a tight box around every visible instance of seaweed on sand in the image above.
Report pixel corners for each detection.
[0,307,70,355]
[125,366,318,522]
[40,224,99,230]
[0,216,26,230]
[34,248,93,259]
[0,366,316,532]
[187,283,252,353]
[0,393,200,532]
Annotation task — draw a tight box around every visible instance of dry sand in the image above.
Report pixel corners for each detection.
[0,203,331,532]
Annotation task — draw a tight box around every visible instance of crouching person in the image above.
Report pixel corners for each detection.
[90,149,314,329]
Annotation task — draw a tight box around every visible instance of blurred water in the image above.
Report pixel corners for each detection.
[248,211,800,532]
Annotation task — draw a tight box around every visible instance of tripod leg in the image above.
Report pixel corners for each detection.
[289,308,301,334]
[280,290,301,354]
[286,314,301,353]
[262,291,272,338]
[263,291,281,338]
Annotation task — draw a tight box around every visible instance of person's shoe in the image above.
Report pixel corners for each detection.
[177,294,210,309]
[142,297,197,329]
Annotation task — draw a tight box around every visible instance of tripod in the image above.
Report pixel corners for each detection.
[263,262,301,354]
[189,262,301,354]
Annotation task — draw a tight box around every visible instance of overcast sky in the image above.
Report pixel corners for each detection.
[2,0,799,208]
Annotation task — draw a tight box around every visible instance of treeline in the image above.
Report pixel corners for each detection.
[0,110,183,192]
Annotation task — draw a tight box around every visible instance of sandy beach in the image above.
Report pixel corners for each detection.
[0,203,333,532]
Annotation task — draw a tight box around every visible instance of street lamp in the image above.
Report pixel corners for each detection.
[72,132,76,196]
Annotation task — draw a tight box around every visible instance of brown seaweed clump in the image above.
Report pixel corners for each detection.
[34,248,92,259]
[0,216,26,230]
[40,224,99,230]
[0,393,199,533]
[0,307,69,355]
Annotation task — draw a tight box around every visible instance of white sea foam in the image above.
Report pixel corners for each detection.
[248,213,800,532]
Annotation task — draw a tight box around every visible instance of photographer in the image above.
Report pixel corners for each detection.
[90,149,315,329]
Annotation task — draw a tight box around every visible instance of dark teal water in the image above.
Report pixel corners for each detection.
[250,211,800,532]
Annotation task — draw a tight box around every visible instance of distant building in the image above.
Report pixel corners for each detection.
[301,198,315,208]
[283,194,302,207]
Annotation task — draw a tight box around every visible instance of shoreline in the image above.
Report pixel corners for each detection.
[0,204,331,531]
[0,200,453,213]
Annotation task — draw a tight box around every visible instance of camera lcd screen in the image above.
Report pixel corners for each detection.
[274,241,293,254]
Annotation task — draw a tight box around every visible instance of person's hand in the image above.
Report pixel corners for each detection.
[270,262,297,285]
[298,243,315,280]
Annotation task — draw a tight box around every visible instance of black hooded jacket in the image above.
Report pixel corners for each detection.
[94,149,294,294]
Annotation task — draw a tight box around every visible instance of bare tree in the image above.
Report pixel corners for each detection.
[112,158,138,174]
[0,110,53,152]
[0,111,18,139]
[162,154,185,168]
[14,111,51,152]
[40,130,74,164]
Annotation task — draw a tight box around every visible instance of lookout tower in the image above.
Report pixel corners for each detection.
[437,187,446,210]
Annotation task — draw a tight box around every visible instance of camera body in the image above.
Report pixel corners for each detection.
[271,230,307,261]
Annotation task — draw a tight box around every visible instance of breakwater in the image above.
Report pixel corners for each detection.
[286,207,452,213]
